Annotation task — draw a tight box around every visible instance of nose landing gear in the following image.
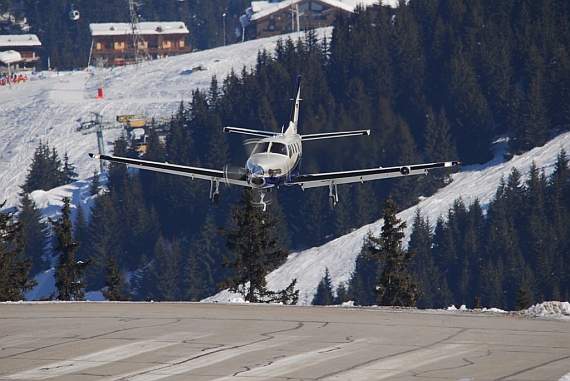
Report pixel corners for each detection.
[328,181,338,210]
[252,189,269,211]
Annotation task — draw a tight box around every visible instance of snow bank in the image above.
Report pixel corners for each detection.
[525,301,570,318]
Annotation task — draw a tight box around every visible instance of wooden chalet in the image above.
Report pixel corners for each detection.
[241,0,379,40]
[89,22,190,67]
[0,34,42,71]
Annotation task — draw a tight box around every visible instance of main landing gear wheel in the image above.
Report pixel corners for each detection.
[329,195,335,210]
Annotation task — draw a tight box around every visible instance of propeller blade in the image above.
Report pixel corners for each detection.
[243,138,260,156]
[223,164,248,183]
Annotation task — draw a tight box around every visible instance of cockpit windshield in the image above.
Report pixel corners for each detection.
[270,142,287,155]
[253,142,270,154]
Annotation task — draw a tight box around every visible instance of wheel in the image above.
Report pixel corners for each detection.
[329,196,335,210]
[213,193,220,206]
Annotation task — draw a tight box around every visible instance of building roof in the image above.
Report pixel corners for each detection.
[89,22,189,37]
[0,34,41,48]
[0,50,23,64]
[248,0,384,21]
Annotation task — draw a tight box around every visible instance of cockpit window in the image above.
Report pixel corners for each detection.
[253,142,270,154]
[270,142,287,155]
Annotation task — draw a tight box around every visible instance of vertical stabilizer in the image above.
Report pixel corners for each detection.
[285,75,301,136]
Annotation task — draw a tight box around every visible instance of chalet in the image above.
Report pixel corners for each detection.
[0,34,42,71]
[89,22,190,67]
[240,0,380,40]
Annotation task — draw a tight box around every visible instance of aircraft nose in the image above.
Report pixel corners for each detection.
[251,165,264,178]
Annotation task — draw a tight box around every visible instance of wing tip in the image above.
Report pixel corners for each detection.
[89,153,100,159]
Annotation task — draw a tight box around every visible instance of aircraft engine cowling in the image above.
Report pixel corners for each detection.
[249,176,265,187]
[400,166,410,175]
[249,165,266,187]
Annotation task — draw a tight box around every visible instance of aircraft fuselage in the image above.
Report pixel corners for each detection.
[246,135,302,188]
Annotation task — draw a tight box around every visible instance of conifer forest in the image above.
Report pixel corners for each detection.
[4,0,570,307]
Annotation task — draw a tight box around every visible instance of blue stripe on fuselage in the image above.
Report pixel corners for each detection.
[263,154,302,187]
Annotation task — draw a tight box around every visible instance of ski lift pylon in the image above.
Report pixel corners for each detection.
[69,4,80,21]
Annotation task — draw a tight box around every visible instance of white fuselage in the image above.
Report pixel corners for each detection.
[246,134,302,188]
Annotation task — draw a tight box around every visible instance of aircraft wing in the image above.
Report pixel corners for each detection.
[291,161,460,189]
[89,153,249,187]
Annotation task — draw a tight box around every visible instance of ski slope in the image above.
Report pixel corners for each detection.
[0,29,329,210]
[1,26,569,319]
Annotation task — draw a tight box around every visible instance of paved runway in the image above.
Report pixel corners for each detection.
[0,302,568,380]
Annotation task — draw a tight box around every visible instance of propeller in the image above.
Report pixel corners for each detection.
[243,138,260,156]
[223,164,248,183]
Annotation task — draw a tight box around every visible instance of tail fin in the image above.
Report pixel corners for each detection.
[285,75,301,136]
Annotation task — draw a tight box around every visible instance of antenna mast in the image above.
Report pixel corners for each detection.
[128,0,150,64]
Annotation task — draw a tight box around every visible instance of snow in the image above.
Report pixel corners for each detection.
[249,0,385,21]
[205,132,570,306]
[0,25,568,324]
[89,22,189,36]
[0,34,41,47]
[0,28,332,211]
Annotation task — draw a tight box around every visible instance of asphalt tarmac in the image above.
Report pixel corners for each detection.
[0,302,568,381]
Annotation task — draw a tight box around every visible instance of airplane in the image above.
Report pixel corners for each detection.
[90,75,460,210]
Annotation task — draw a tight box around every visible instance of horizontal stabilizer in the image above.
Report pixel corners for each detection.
[223,126,280,138]
[300,129,370,141]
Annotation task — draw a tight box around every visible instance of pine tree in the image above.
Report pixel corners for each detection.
[509,67,550,154]
[312,268,335,305]
[220,188,290,303]
[362,196,421,307]
[90,170,100,196]
[51,197,92,301]
[22,141,63,193]
[185,214,226,301]
[0,202,37,301]
[525,162,554,300]
[60,152,78,185]
[149,236,185,301]
[408,209,452,309]
[18,194,48,275]
[423,107,459,195]
[73,205,87,255]
[347,252,377,306]
[85,193,122,291]
[102,255,131,301]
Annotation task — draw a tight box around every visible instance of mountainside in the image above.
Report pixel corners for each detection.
[206,132,570,305]
[1,29,325,210]
[2,26,569,306]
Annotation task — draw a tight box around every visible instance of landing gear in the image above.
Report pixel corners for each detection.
[210,178,221,206]
[253,189,268,211]
[328,181,338,210]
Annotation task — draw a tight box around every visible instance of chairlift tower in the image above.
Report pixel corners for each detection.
[290,1,303,33]
[76,112,122,173]
[128,0,150,64]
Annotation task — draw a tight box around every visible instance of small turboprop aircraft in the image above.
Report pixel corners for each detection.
[90,75,460,210]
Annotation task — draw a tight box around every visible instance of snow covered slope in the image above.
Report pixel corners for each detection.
[2,26,569,311]
[0,29,332,210]
[206,132,570,305]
